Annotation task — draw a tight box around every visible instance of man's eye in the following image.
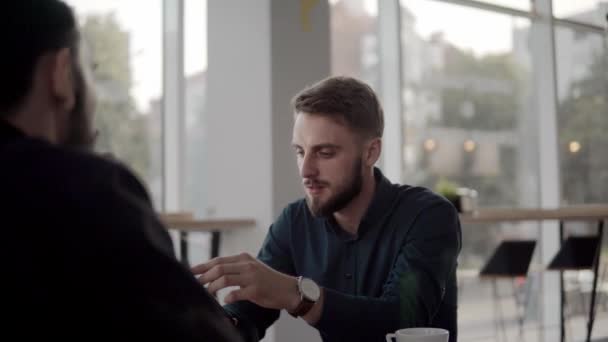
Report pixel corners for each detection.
[319,151,334,158]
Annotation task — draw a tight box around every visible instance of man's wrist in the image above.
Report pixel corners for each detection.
[302,287,323,325]
[288,276,322,318]
[285,276,301,312]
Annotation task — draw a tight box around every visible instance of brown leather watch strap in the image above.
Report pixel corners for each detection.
[289,297,315,317]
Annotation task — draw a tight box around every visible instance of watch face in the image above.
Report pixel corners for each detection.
[301,278,321,301]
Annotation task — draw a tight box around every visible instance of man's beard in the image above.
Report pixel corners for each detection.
[306,158,363,218]
[63,66,95,151]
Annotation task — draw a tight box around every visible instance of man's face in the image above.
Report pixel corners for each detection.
[292,113,364,217]
[62,41,97,150]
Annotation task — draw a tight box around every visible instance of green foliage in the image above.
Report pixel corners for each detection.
[82,14,131,88]
[81,14,151,182]
[558,50,608,203]
[423,44,526,268]
[420,44,523,208]
[434,177,459,201]
[438,46,525,131]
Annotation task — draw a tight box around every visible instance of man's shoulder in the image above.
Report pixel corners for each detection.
[0,137,148,201]
[3,137,116,170]
[393,183,457,215]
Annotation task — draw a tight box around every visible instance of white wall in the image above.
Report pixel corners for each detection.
[206,1,330,341]
[206,0,273,255]
[270,1,330,216]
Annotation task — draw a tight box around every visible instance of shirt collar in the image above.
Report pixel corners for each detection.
[325,167,399,240]
[357,167,399,236]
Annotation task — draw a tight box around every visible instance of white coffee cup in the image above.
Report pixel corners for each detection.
[385,328,449,342]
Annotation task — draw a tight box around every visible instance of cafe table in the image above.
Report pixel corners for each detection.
[160,212,255,264]
[460,204,608,342]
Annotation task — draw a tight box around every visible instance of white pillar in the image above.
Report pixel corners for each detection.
[378,0,403,183]
[162,0,186,255]
[206,0,273,254]
[271,3,329,341]
[269,1,331,217]
[530,0,562,341]
[206,1,330,341]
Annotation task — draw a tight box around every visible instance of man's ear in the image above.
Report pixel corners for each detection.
[364,138,382,167]
[50,48,75,112]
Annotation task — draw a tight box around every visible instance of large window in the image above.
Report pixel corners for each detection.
[330,0,379,89]
[553,0,608,27]
[475,0,530,11]
[68,1,212,263]
[555,19,608,341]
[183,0,211,264]
[398,0,532,209]
[66,0,163,207]
[555,27,607,205]
[329,0,608,341]
[397,1,542,340]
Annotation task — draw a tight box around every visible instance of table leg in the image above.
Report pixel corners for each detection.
[180,231,189,267]
[211,231,221,259]
[586,220,604,342]
[560,220,565,342]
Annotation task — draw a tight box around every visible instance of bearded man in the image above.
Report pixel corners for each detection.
[192,76,462,342]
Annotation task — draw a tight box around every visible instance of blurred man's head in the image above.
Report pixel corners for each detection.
[291,76,384,217]
[1,0,96,149]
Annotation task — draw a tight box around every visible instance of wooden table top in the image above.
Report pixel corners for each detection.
[460,204,608,224]
[159,204,608,230]
[160,213,256,232]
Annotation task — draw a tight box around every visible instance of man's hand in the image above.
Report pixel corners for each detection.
[192,253,301,311]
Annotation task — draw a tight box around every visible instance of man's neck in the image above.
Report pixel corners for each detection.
[333,170,377,236]
[6,105,58,144]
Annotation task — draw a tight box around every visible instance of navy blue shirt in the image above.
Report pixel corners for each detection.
[226,168,461,342]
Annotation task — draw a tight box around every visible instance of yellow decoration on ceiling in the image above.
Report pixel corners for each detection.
[301,0,320,32]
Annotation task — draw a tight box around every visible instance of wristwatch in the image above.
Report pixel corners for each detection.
[289,276,321,317]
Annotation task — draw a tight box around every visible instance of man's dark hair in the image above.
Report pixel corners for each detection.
[291,76,384,139]
[1,0,79,116]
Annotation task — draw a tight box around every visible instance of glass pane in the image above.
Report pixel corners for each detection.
[183,0,211,263]
[399,0,540,340]
[553,0,608,27]
[66,0,163,208]
[555,27,608,205]
[399,0,536,207]
[471,0,530,11]
[330,0,380,89]
[556,221,608,340]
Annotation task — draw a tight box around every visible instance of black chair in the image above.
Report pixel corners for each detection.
[548,234,603,342]
[548,236,600,271]
[480,240,537,342]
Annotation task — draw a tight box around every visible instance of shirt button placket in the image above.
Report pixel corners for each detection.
[344,240,357,294]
